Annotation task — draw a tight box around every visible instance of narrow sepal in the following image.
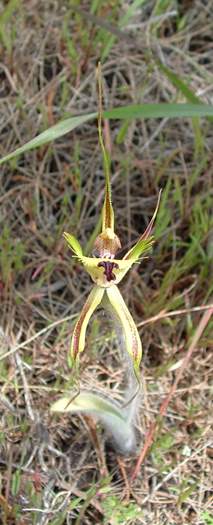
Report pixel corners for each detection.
[102,173,115,232]
[70,286,104,366]
[106,285,142,370]
[139,189,162,240]
[96,61,115,233]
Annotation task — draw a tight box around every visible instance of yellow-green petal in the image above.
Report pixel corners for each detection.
[63,232,83,257]
[70,285,104,366]
[106,284,142,373]
[123,236,154,264]
[123,190,162,262]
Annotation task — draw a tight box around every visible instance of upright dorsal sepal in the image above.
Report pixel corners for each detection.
[95,62,121,259]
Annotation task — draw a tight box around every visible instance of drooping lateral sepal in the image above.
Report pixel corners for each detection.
[70,285,104,367]
[106,285,142,373]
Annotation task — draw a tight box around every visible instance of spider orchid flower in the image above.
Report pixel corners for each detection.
[64,165,161,386]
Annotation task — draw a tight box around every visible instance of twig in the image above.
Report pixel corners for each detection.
[83,415,109,477]
[137,303,213,327]
[131,306,213,481]
[116,456,131,502]
[14,352,35,422]
[142,440,212,505]
[0,313,77,362]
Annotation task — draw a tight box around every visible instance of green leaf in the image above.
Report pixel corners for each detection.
[157,62,200,103]
[101,0,147,60]
[104,103,213,120]
[201,512,213,525]
[51,391,124,419]
[1,104,213,166]
[51,391,136,454]
[0,112,96,166]
[11,470,21,497]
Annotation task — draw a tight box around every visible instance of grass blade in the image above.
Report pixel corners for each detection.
[104,103,213,119]
[156,62,200,103]
[1,103,213,166]
[0,113,96,166]
[101,0,147,60]
[157,61,213,125]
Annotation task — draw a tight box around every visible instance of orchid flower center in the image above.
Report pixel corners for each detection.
[97,260,119,282]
